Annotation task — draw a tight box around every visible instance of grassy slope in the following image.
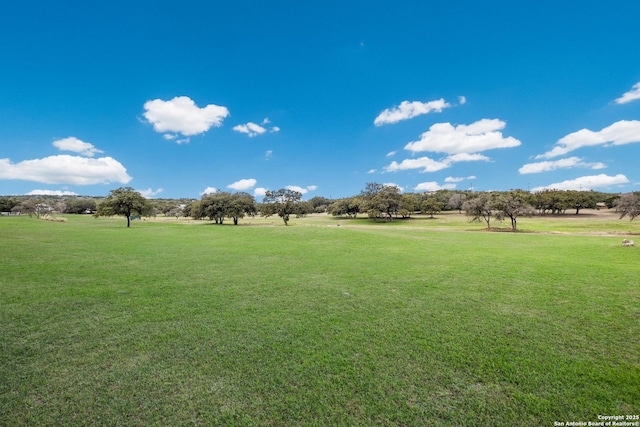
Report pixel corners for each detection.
[0,214,638,426]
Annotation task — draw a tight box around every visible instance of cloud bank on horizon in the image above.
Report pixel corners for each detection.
[0,137,130,187]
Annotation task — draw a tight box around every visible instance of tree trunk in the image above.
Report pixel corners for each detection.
[126,214,131,227]
[233,217,238,225]
[511,217,517,232]
[484,215,491,229]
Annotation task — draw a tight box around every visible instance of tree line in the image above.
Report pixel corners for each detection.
[2,184,639,229]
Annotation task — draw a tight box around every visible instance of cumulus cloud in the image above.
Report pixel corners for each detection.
[227,178,257,191]
[444,176,465,183]
[367,169,377,174]
[537,120,640,159]
[233,122,267,137]
[441,176,475,186]
[519,156,607,174]
[0,155,131,185]
[53,137,103,157]
[26,189,79,196]
[384,153,489,173]
[414,181,456,192]
[200,187,218,195]
[382,183,404,192]
[404,119,521,154]
[531,174,629,192]
[384,157,451,173]
[143,96,229,137]
[446,153,491,162]
[138,188,164,198]
[254,187,267,197]
[615,82,640,104]
[234,118,280,137]
[374,98,451,126]
[285,185,317,194]
[458,96,467,105]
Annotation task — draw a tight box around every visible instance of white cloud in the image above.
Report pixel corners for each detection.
[233,122,267,137]
[26,189,79,196]
[0,155,131,185]
[404,119,521,154]
[233,120,280,137]
[414,181,456,192]
[143,96,229,137]
[254,187,267,197]
[537,120,640,159]
[367,169,377,174]
[441,175,475,186]
[382,183,404,192]
[374,98,451,126]
[384,157,451,173]
[458,96,467,105]
[615,82,640,104]
[444,176,465,183]
[138,188,164,198]
[227,178,257,191]
[414,182,442,192]
[200,187,218,195]
[384,153,489,173]
[285,185,317,194]
[265,150,273,159]
[531,174,629,192]
[386,151,397,158]
[519,156,607,174]
[163,134,190,144]
[53,137,103,157]
[446,153,491,162]
[286,185,306,193]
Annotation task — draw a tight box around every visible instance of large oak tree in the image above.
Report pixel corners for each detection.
[96,187,152,227]
[262,189,302,226]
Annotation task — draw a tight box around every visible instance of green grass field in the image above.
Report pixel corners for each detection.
[1,212,639,426]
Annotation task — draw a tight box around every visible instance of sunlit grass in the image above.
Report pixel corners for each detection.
[1,213,638,425]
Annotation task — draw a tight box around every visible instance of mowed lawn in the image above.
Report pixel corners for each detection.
[1,214,638,426]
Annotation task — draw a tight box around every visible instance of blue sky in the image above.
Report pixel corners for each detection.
[1,1,640,200]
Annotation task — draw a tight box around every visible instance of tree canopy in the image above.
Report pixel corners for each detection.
[494,190,534,231]
[463,192,495,229]
[5,185,632,232]
[262,189,302,226]
[615,192,640,221]
[96,187,152,227]
[360,183,401,221]
[421,197,444,219]
[190,192,257,225]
